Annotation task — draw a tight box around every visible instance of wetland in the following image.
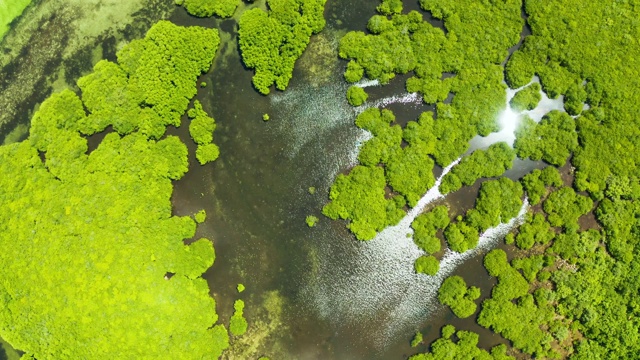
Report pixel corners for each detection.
[1,0,639,359]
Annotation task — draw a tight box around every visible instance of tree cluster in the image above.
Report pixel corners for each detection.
[509,82,541,111]
[346,86,368,106]
[445,178,523,252]
[410,325,514,360]
[339,0,523,166]
[414,255,439,276]
[411,205,449,255]
[438,276,480,318]
[229,299,248,336]
[520,166,562,205]
[0,21,230,359]
[324,109,443,239]
[514,110,578,166]
[440,142,515,195]
[238,0,327,94]
[188,100,220,165]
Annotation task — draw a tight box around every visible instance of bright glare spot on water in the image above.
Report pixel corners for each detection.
[355,78,380,88]
[469,76,566,150]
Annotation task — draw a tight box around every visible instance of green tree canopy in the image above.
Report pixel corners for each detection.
[0,21,229,359]
[238,0,327,94]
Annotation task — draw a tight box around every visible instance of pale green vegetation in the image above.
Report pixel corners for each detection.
[238,0,327,94]
[410,332,423,348]
[188,100,220,165]
[439,142,516,195]
[176,0,240,18]
[263,113,270,121]
[305,215,318,227]
[0,21,229,359]
[346,85,368,106]
[414,255,439,276]
[0,0,32,40]
[224,291,285,359]
[195,209,207,223]
[229,300,248,336]
[438,276,480,318]
[237,283,246,293]
[510,82,541,111]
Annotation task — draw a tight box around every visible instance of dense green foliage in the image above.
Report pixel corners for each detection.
[324,108,443,239]
[411,205,449,254]
[188,100,220,165]
[346,86,368,106]
[509,83,541,111]
[479,249,558,357]
[195,209,207,224]
[512,255,547,283]
[438,276,480,318]
[339,0,523,163]
[305,215,318,227]
[77,21,219,138]
[0,21,229,359]
[0,0,31,40]
[543,187,593,231]
[411,325,514,360]
[337,0,640,358]
[177,0,240,18]
[514,111,578,166]
[238,0,327,94]
[229,300,248,336]
[512,213,554,250]
[440,142,515,194]
[507,0,640,200]
[445,178,523,252]
[520,166,562,205]
[414,255,439,276]
[322,165,404,240]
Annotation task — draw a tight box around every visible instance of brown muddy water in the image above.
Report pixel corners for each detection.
[0,0,554,359]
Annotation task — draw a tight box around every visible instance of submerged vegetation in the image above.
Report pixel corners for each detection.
[0,0,31,40]
[176,0,240,18]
